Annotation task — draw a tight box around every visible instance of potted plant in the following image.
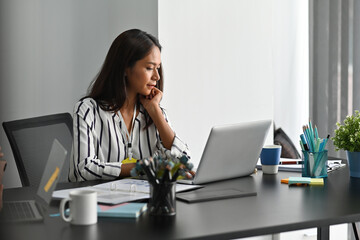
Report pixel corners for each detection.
[332,110,360,178]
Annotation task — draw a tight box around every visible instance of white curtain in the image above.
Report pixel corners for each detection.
[310,0,360,159]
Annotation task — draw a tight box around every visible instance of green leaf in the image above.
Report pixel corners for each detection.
[333,110,360,151]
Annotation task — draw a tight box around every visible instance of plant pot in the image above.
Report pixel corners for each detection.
[346,151,360,178]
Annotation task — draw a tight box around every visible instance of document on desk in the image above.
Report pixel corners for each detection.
[52,179,201,205]
[256,159,346,173]
[256,158,302,172]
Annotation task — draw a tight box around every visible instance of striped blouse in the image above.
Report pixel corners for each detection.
[69,98,190,182]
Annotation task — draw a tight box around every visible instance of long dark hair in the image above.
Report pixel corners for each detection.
[85,29,163,113]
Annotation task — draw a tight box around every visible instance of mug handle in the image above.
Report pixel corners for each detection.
[60,198,72,222]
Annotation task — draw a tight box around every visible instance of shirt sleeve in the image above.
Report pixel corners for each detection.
[153,108,191,160]
[72,101,121,181]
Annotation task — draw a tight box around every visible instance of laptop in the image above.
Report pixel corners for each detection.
[0,139,67,222]
[178,119,271,185]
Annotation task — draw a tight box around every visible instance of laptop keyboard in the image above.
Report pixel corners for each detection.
[3,201,36,221]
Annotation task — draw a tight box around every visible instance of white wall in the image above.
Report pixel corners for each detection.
[158,0,309,167]
[273,0,309,154]
[0,0,158,188]
[159,0,275,167]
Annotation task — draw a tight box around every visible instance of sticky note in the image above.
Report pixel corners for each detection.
[44,167,59,192]
[122,158,137,164]
[288,177,311,185]
[310,178,324,186]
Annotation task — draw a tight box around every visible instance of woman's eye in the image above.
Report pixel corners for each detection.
[146,67,153,71]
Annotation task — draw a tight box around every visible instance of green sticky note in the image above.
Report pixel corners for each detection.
[288,177,311,185]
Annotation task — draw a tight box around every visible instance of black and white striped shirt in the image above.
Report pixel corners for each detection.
[69,98,190,182]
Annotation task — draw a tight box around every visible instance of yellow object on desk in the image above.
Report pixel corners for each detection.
[122,158,137,164]
[310,178,324,186]
[281,177,324,186]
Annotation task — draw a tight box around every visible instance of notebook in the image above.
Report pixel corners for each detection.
[0,139,67,222]
[97,203,147,218]
[178,119,271,184]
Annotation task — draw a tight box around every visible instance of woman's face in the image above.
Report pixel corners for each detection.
[126,46,161,97]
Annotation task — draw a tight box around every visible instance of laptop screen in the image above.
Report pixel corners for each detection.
[194,119,271,184]
[36,139,67,206]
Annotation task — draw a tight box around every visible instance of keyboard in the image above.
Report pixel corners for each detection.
[2,200,40,222]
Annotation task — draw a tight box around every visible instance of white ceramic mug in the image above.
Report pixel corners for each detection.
[60,190,97,225]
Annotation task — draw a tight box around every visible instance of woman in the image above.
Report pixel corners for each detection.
[69,29,190,182]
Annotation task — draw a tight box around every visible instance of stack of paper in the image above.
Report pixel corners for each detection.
[53,179,201,205]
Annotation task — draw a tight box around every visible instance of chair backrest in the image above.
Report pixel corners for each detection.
[2,113,73,187]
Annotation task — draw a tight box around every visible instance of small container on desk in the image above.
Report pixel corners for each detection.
[148,181,176,216]
[302,150,328,178]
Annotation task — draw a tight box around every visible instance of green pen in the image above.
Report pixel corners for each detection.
[315,138,321,152]
[309,121,314,141]
[300,140,305,151]
[305,127,314,152]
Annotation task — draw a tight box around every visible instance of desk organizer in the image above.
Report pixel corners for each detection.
[130,154,194,217]
[148,181,176,216]
[302,150,328,178]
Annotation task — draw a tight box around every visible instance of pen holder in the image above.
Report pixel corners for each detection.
[302,150,328,178]
[148,181,176,216]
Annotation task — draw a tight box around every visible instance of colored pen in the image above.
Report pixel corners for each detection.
[300,134,309,151]
[314,125,319,140]
[323,134,330,147]
[303,126,313,152]
[171,169,180,182]
[318,139,325,152]
[279,160,304,165]
[315,138,321,152]
[307,126,315,152]
[309,120,314,141]
[300,140,305,151]
[141,159,158,185]
[308,126,315,152]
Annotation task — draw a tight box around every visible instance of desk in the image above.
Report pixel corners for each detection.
[1,166,360,240]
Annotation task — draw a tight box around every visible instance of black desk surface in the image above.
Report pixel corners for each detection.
[1,166,360,240]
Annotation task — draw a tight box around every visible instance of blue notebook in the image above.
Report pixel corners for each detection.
[97,203,147,218]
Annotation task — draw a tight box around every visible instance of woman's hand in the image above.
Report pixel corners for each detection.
[139,87,175,150]
[139,87,162,114]
[119,163,136,178]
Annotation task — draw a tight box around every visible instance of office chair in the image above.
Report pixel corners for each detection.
[2,113,73,187]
